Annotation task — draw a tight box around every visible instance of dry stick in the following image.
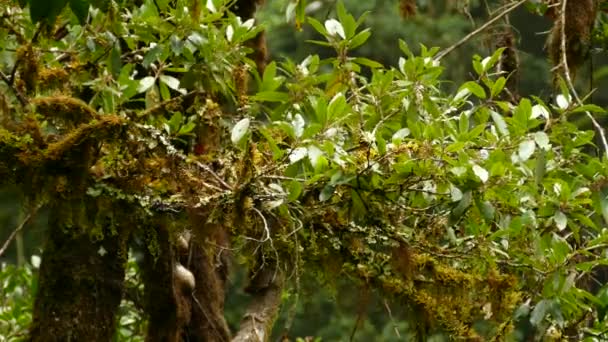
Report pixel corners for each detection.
[435,0,528,61]
[558,0,608,159]
[0,204,41,257]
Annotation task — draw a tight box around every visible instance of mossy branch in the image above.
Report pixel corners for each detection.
[45,115,124,160]
[32,96,99,124]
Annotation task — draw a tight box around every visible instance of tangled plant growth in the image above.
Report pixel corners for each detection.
[2,0,608,340]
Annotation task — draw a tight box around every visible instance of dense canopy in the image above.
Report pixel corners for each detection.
[2,0,608,341]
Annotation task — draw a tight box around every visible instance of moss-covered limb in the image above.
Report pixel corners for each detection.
[232,262,284,342]
[32,96,98,124]
[29,199,131,342]
[45,115,124,161]
[0,114,122,181]
[344,249,520,339]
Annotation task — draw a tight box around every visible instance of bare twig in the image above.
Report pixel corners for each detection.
[0,204,41,257]
[435,0,528,60]
[558,0,608,158]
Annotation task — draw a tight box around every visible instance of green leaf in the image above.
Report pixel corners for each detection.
[307,17,328,37]
[327,93,346,119]
[481,48,505,72]
[490,110,509,137]
[459,81,486,99]
[350,189,367,218]
[518,139,536,161]
[450,190,472,222]
[472,165,489,183]
[159,75,186,94]
[319,185,335,202]
[554,211,568,231]
[534,149,547,186]
[530,299,550,326]
[137,76,156,93]
[600,195,608,226]
[168,112,182,133]
[252,91,289,103]
[143,45,162,68]
[352,57,383,69]
[514,98,532,126]
[349,29,371,49]
[68,0,89,24]
[392,128,410,144]
[231,118,250,145]
[491,77,506,98]
[571,104,606,114]
[288,181,302,202]
[533,132,551,150]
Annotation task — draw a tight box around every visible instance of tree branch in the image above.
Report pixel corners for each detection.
[0,204,41,257]
[232,265,284,342]
[435,0,527,60]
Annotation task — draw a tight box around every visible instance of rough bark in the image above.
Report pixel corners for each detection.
[186,224,231,342]
[29,215,128,342]
[30,141,129,341]
[232,263,284,342]
[142,225,192,342]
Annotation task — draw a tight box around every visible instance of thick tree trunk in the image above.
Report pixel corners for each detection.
[29,126,129,341]
[29,198,129,341]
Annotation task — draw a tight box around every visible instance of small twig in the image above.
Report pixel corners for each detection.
[558,0,608,158]
[0,70,28,106]
[435,0,527,60]
[193,161,233,191]
[383,299,402,338]
[0,204,41,257]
